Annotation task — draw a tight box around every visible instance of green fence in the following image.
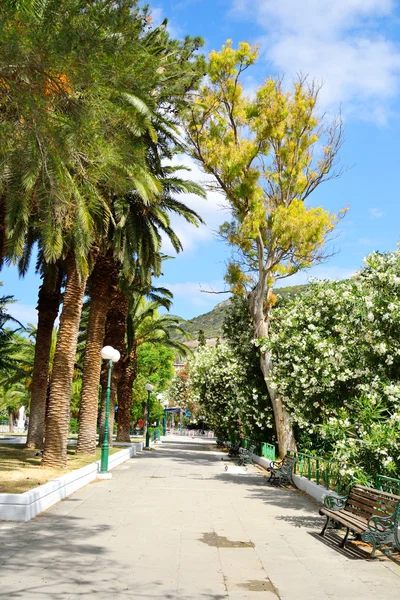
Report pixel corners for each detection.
[376,474,400,495]
[289,451,345,493]
[259,442,276,461]
[289,452,399,496]
[240,438,276,461]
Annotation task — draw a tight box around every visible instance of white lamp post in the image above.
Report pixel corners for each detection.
[100,346,120,473]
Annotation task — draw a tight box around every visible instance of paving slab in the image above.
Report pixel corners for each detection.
[0,437,399,599]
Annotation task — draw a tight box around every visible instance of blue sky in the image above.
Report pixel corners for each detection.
[2,0,400,322]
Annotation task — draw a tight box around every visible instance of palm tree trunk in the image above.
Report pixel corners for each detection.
[143,401,148,440]
[97,288,128,446]
[42,256,87,468]
[76,252,117,455]
[26,271,62,449]
[9,411,14,433]
[116,345,138,442]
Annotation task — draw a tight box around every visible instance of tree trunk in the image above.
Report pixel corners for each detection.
[26,271,62,449]
[76,252,117,455]
[259,351,297,456]
[8,411,14,433]
[97,288,128,446]
[116,345,138,442]
[42,256,87,468]
[143,401,148,440]
[248,284,297,457]
[0,195,6,270]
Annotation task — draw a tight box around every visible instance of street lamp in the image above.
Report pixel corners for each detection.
[100,346,120,474]
[145,383,153,448]
[162,399,169,436]
[156,394,163,441]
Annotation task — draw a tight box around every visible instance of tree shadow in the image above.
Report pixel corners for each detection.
[0,515,121,598]
[275,514,325,529]
[308,530,375,561]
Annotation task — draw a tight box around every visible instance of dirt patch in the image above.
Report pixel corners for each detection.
[200,532,254,548]
[0,444,121,494]
[237,579,279,595]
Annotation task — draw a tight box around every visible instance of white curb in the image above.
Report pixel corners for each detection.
[251,453,339,503]
[0,441,144,521]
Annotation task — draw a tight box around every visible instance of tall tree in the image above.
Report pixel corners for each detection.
[185,41,345,455]
[26,266,63,448]
[116,296,188,442]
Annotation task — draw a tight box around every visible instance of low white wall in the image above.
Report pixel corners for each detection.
[251,453,339,504]
[0,442,144,522]
[251,454,272,471]
[292,473,338,503]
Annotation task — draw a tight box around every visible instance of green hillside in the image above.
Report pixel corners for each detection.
[178,284,307,340]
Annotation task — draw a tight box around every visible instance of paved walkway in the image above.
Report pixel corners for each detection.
[0,438,399,600]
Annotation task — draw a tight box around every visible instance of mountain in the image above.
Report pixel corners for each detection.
[177,284,307,340]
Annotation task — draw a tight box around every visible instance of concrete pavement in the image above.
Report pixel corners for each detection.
[0,437,399,599]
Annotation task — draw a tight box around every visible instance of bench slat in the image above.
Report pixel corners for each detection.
[347,494,398,520]
[353,485,400,502]
[349,491,398,511]
[320,508,367,533]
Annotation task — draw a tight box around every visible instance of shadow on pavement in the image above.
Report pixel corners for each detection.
[0,515,124,598]
[308,531,372,561]
[275,514,325,529]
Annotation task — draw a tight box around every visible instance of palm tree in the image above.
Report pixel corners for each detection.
[0,383,29,433]
[97,280,175,447]
[26,265,63,448]
[116,295,189,442]
[1,3,205,466]
[76,167,204,455]
[0,287,25,372]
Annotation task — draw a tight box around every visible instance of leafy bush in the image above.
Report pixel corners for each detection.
[69,418,79,434]
[262,250,400,481]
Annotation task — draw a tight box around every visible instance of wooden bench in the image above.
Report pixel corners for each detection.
[319,484,400,557]
[267,455,296,485]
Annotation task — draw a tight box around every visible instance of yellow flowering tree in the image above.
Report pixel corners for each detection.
[184,41,346,454]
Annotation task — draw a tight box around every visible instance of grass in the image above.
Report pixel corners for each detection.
[0,444,122,494]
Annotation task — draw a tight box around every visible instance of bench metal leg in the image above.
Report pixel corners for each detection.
[320,516,330,537]
[340,527,350,548]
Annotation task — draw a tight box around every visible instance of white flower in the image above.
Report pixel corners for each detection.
[365,298,373,308]
[367,312,375,322]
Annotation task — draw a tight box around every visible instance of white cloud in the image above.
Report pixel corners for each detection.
[161,154,230,254]
[150,6,182,39]
[369,207,384,218]
[232,0,400,120]
[162,280,229,310]
[8,303,38,325]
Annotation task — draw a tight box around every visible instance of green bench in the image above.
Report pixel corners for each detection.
[237,444,256,468]
[267,455,296,485]
[319,484,400,557]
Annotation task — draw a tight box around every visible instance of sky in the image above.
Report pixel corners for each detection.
[2,0,400,323]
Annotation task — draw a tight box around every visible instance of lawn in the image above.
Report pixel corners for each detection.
[0,444,122,494]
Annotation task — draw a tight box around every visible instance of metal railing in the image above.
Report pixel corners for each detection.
[237,438,276,462]
[376,474,400,495]
[289,451,345,494]
[259,442,276,461]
